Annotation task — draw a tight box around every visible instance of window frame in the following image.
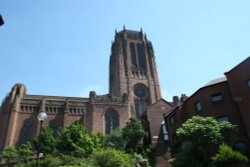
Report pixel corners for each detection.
[211,93,223,103]
[195,101,202,112]
[217,116,229,122]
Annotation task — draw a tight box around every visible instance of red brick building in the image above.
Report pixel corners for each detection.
[165,56,250,155]
[0,28,166,151]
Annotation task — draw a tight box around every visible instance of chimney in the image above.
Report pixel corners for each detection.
[180,94,188,102]
[172,96,179,106]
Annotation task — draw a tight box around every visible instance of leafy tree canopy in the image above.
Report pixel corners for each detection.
[90,131,104,149]
[122,117,145,153]
[56,123,94,156]
[211,144,249,167]
[1,142,33,163]
[104,128,125,150]
[177,116,236,147]
[33,126,56,155]
[91,148,135,167]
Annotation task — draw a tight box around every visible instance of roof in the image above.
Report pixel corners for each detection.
[164,103,181,118]
[141,98,173,116]
[225,56,250,74]
[204,77,227,87]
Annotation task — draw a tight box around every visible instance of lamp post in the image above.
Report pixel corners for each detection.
[36,111,48,167]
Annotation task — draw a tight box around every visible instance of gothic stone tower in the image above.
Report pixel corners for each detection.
[109,28,161,118]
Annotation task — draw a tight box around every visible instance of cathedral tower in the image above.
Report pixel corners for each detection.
[109,28,161,117]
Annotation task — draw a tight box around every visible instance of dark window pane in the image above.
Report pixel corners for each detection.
[105,110,119,134]
[137,43,145,69]
[195,101,202,112]
[217,116,228,122]
[19,121,33,145]
[211,93,223,103]
[130,43,136,66]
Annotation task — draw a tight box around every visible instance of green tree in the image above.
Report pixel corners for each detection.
[17,142,33,162]
[91,148,135,167]
[1,147,18,163]
[177,116,236,147]
[33,126,56,155]
[90,131,104,149]
[211,144,249,167]
[122,117,145,153]
[104,128,125,150]
[170,116,237,167]
[169,142,204,167]
[1,142,33,164]
[56,123,94,157]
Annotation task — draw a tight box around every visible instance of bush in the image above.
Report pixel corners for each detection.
[169,142,204,167]
[211,144,249,167]
[91,148,135,167]
[1,142,33,163]
[56,123,94,157]
[33,126,56,155]
[104,128,125,150]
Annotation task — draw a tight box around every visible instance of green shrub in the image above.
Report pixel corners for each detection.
[211,144,249,167]
[91,148,135,167]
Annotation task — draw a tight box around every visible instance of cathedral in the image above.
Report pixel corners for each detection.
[0,28,167,151]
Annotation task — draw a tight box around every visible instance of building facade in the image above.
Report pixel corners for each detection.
[0,28,164,151]
[165,56,250,155]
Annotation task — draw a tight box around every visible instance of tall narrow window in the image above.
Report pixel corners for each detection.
[137,43,146,69]
[195,101,202,112]
[19,121,33,145]
[130,43,136,66]
[105,110,119,134]
[211,93,223,103]
[161,121,169,141]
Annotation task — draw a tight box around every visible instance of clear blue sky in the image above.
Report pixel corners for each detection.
[1,1,250,101]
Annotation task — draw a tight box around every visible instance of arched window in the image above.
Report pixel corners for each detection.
[130,43,137,66]
[105,110,119,134]
[19,121,33,145]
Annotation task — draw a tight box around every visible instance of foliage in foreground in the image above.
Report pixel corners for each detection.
[1,118,153,167]
[104,128,124,150]
[91,148,135,167]
[122,117,145,153]
[170,116,238,167]
[1,142,33,163]
[169,142,204,167]
[56,123,95,156]
[33,126,56,155]
[211,144,249,167]
[177,116,236,147]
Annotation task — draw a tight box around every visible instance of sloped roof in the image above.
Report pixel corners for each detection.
[225,56,250,74]
[204,77,227,87]
[141,98,173,116]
